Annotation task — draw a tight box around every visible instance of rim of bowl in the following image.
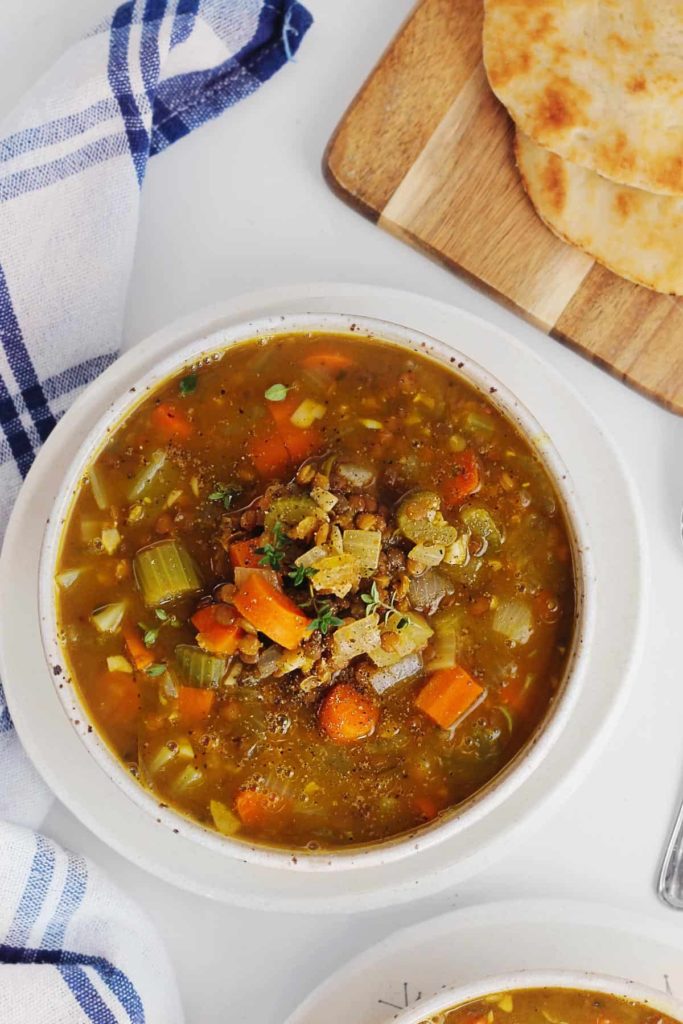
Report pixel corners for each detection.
[389,969,683,1024]
[38,311,595,872]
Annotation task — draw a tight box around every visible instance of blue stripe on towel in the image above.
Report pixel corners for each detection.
[41,854,89,950]
[108,2,150,183]
[5,836,56,947]
[59,964,120,1024]
[0,947,144,1024]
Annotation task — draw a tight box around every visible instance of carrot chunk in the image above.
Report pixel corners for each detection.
[234,788,285,829]
[267,394,322,462]
[319,682,379,743]
[232,572,311,650]
[415,666,486,729]
[441,449,480,507]
[151,403,193,440]
[248,426,292,477]
[191,604,242,655]
[229,537,263,568]
[177,686,215,725]
[123,623,154,671]
[96,671,140,728]
[301,349,354,375]
[191,604,235,631]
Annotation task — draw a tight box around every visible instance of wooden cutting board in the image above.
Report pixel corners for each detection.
[325,0,683,415]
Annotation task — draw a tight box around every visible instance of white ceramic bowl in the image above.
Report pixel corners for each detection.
[391,970,683,1024]
[38,311,594,872]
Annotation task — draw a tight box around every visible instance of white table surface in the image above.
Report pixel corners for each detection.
[3,3,683,1022]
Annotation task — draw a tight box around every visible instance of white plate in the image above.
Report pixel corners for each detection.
[285,899,683,1024]
[0,284,645,911]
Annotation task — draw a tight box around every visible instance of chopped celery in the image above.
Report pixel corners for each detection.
[290,398,326,428]
[148,742,178,774]
[493,598,533,645]
[443,533,470,566]
[128,449,166,500]
[463,410,495,434]
[176,644,228,689]
[369,611,433,668]
[428,606,466,670]
[397,491,458,546]
[332,613,381,666]
[101,527,121,555]
[461,505,503,549]
[368,651,422,694]
[310,553,361,598]
[106,655,133,674]
[172,764,203,794]
[133,539,201,606]
[57,568,83,590]
[264,494,319,530]
[88,465,110,510]
[91,601,126,634]
[210,799,241,836]
[342,529,381,574]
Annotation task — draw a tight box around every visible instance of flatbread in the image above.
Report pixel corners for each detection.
[483,0,683,195]
[515,130,683,295]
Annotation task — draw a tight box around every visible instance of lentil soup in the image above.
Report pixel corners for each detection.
[53,331,576,852]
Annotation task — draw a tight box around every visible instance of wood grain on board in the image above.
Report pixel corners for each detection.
[324,0,683,414]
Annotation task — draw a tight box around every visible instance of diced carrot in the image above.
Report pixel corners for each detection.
[123,623,154,671]
[265,393,301,430]
[196,623,243,655]
[415,666,486,730]
[232,572,311,650]
[151,403,193,440]
[177,686,215,725]
[266,394,322,462]
[319,683,379,743]
[191,604,235,632]
[301,349,354,375]
[97,671,139,728]
[413,794,440,821]
[248,426,292,477]
[234,788,285,829]
[441,449,480,507]
[229,537,263,568]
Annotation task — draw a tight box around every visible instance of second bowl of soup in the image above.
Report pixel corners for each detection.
[40,312,591,868]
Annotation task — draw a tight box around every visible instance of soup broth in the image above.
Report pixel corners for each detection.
[55,332,576,851]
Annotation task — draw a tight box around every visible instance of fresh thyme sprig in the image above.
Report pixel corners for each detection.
[208,484,241,510]
[361,581,408,630]
[287,564,318,587]
[257,521,287,570]
[307,602,344,636]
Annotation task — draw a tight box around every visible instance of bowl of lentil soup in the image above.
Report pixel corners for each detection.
[390,971,683,1024]
[39,313,592,868]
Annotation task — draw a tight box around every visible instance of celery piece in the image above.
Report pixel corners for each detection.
[397,491,458,546]
[172,764,203,794]
[264,494,319,530]
[133,539,201,606]
[492,598,533,645]
[91,601,126,634]
[342,529,381,574]
[369,611,433,668]
[210,799,241,836]
[175,644,228,689]
[148,743,178,774]
[428,606,466,670]
[463,410,495,435]
[88,465,110,510]
[460,505,503,549]
[128,449,166,500]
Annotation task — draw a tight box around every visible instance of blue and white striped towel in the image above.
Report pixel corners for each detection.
[0,2,311,1020]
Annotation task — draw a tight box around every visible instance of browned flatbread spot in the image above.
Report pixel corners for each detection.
[541,152,567,214]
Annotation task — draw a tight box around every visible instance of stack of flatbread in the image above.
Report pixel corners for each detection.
[482,0,683,295]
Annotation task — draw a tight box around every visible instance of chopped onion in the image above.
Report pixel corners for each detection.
[409,542,445,568]
[57,568,83,590]
[106,655,133,674]
[128,449,166,500]
[335,462,376,490]
[408,569,452,612]
[91,601,126,634]
[290,398,326,429]
[101,526,121,555]
[234,566,281,591]
[257,644,283,679]
[332,614,381,667]
[342,529,381,573]
[369,652,423,694]
[493,599,533,645]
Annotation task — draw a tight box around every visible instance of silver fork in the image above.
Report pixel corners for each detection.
[658,509,683,907]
